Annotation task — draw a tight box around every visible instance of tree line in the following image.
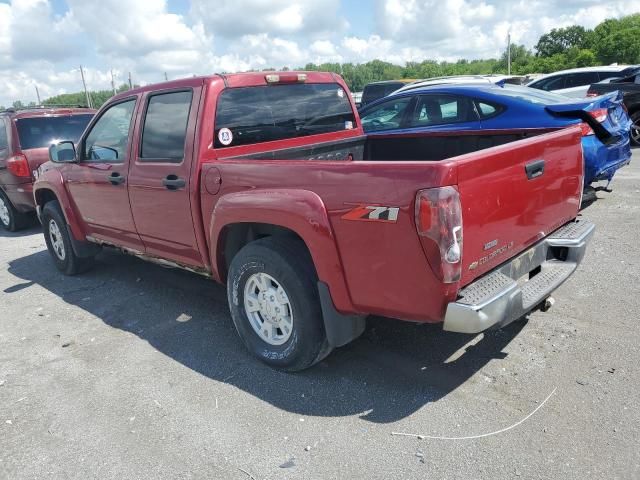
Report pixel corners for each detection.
[2,13,639,110]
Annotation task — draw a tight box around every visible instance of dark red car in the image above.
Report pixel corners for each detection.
[0,106,95,231]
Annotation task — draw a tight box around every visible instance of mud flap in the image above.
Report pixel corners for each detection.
[317,282,366,348]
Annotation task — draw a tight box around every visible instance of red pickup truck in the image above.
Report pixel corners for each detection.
[34,71,594,371]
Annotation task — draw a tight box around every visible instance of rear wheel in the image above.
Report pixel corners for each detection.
[631,111,640,147]
[42,201,94,275]
[0,190,30,232]
[227,236,331,371]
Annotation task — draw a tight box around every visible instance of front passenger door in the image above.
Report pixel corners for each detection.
[64,98,144,250]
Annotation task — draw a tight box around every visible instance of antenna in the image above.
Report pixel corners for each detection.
[35,85,41,106]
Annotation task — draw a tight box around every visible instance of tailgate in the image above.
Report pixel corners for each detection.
[456,126,583,287]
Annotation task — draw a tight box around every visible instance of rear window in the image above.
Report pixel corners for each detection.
[214,83,355,148]
[16,115,93,150]
[495,86,570,105]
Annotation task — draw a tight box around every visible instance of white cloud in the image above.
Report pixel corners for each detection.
[1,0,639,106]
[190,0,347,38]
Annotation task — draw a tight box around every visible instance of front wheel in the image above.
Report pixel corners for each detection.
[42,201,94,275]
[631,111,640,147]
[227,236,331,371]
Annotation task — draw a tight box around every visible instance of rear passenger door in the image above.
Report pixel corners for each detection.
[127,84,203,267]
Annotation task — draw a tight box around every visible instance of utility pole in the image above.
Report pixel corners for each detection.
[35,86,41,105]
[507,32,511,75]
[79,65,92,108]
[128,72,133,90]
[164,72,168,81]
[110,69,116,96]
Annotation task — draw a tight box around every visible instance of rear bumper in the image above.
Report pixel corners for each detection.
[443,218,595,334]
[583,132,632,184]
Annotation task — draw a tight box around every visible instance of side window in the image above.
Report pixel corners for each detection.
[475,100,505,119]
[565,72,599,88]
[360,97,412,132]
[409,95,474,127]
[140,91,192,162]
[534,76,565,91]
[83,99,136,163]
[0,118,7,150]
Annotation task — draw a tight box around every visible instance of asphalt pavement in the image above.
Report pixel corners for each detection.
[1,151,639,480]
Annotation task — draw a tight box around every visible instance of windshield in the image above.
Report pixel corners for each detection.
[214,83,355,148]
[495,85,570,105]
[16,115,93,149]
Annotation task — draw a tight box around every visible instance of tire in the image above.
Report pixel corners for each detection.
[227,236,331,371]
[41,201,94,275]
[631,111,640,147]
[0,190,31,232]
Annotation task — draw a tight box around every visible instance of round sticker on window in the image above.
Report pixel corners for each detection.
[337,89,345,98]
[218,128,233,146]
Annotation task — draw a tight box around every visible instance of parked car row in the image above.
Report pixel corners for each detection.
[0,70,592,371]
[358,83,632,187]
[356,65,637,189]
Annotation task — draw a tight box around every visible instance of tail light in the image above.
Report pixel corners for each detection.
[580,123,594,136]
[415,186,463,283]
[588,108,608,123]
[7,154,31,178]
[586,91,598,98]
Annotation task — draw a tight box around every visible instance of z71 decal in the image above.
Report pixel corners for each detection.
[342,205,400,223]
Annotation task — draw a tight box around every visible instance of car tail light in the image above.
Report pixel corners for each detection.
[415,186,463,283]
[586,91,598,98]
[580,122,594,136]
[588,108,608,123]
[7,154,31,177]
[265,73,307,84]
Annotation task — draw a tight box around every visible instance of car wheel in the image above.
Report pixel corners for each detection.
[227,236,331,371]
[42,201,94,275]
[631,111,640,147]
[0,190,30,232]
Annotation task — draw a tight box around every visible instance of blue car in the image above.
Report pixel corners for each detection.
[359,84,632,187]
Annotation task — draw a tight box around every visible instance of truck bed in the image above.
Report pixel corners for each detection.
[202,126,583,322]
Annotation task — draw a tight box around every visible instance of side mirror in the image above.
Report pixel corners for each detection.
[49,141,77,163]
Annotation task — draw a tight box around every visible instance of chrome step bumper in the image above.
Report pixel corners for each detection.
[443,218,595,334]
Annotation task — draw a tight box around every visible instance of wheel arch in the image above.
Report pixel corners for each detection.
[209,188,355,314]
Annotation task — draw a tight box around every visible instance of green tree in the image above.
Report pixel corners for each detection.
[535,26,592,57]
[592,14,640,64]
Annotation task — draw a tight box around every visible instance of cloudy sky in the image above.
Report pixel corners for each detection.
[0,0,638,105]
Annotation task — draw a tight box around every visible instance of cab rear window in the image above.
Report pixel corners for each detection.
[16,115,94,150]
[214,83,355,148]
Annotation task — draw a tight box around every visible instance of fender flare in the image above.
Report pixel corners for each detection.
[209,188,356,314]
[33,172,87,242]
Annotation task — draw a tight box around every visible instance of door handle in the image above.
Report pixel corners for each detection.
[525,159,545,180]
[108,172,125,185]
[162,175,186,190]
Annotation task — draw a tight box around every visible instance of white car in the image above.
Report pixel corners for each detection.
[392,75,525,95]
[526,65,638,98]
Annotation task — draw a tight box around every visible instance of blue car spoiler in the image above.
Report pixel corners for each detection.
[545,91,624,144]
